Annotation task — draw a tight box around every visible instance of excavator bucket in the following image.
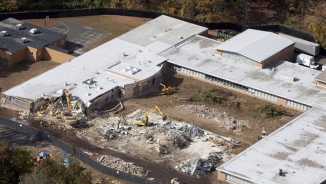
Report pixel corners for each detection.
[162,115,167,121]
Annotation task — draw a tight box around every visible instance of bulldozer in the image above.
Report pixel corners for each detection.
[133,106,166,126]
[62,89,77,125]
[160,83,174,95]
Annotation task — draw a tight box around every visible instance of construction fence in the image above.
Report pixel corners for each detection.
[0,116,160,184]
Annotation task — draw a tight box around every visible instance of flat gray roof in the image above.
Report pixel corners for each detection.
[218,107,326,184]
[160,35,319,103]
[3,38,166,106]
[0,18,65,52]
[159,35,326,183]
[118,15,207,48]
[279,33,320,47]
[215,29,294,62]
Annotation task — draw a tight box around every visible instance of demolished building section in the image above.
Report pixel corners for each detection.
[1,38,167,113]
[1,15,208,114]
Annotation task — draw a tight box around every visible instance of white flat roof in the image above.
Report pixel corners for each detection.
[159,35,326,184]
[3,38,166,105]
[160,35,320,103]
[279,33,320,47]
[118,15,208,48]
[218,107,326,184]
[215,29,294,62]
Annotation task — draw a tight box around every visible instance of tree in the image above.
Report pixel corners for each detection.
[0,140,34,184]
[22,155,92,184]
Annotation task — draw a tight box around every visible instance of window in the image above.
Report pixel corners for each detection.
[29,51,33,56]
[38,51,41,56]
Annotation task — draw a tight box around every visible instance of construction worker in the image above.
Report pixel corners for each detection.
[40,121,43,127]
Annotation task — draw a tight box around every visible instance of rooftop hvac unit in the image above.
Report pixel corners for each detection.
[20,37,28,43]
[280,74,295,82]
[0,30,8,37]
[30,28,38,34]
[16,24,23,30]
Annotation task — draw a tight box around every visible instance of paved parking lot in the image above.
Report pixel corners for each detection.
[49,20,110,54]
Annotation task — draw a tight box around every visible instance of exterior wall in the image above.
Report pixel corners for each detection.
[221,51,255,66]
[277,97,287,106]
[90,68,163,108]
[26,46,43,61]
[50,35,67,49]
[90,88,117,108]
[124,70,163,99]
[316,80,326,88]
[261,44,294,68]
[43,47,75,63]
[1,95,32,112]
[0,47,27,66]
[215,50,222,56]
[0,50,11,66]
[217,170,226,181]
[168,63,310,112]
[199,29,209,37]
[254,62,262,68]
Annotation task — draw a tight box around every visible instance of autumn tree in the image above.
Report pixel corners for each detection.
[22,155,92,184]
[0,140,34,184]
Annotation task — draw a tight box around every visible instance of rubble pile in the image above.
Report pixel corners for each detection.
[177,152,222,176]
[179,105,242,130]
[98,155,150,177]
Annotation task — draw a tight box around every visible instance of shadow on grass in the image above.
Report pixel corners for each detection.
[0,60,34,78]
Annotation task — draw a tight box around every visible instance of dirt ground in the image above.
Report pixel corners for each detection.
[115,71,301,154]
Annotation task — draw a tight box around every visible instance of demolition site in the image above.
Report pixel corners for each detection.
[1,15,326,184]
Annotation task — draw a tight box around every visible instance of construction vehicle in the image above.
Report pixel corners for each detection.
[133,106,166,126]
[62,89,77,125]
[160,83,174,95]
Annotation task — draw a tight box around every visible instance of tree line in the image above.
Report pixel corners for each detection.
[1,0,326,47]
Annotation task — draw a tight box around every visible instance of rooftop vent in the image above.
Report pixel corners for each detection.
[20,37,28,43]
[16,24,23,30]
[280,74,295,82]
[178,36,183,39]
[29,28,38,34]
[0,31,8,37]
[121,66,141,75]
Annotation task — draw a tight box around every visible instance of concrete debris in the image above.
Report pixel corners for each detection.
[178,152,222,176]
[165,122,205,139]
[179,105,243,130]
[98,155,150,177]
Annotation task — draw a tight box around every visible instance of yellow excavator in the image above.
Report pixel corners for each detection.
[160,83,174,95]
[62,89,77,125]
[133,106,166,126]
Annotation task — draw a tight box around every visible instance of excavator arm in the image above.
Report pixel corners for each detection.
[63,89,72,116]
[134,106,166,126]
[62,89,77,125]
